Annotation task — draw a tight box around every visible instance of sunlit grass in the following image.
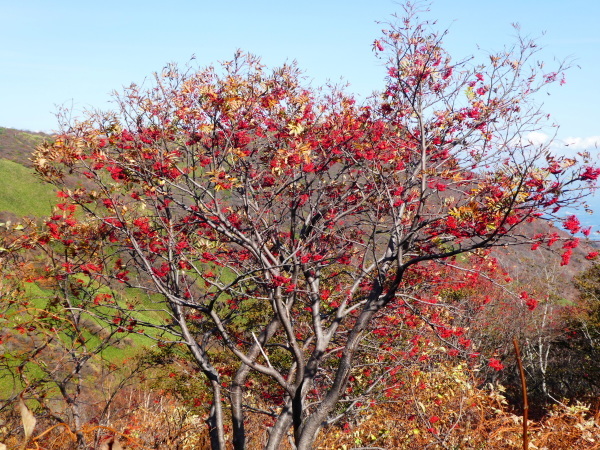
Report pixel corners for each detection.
[0,159,55,217]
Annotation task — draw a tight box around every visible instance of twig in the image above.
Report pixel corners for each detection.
[252,332,273,369]
[513,338,529,450]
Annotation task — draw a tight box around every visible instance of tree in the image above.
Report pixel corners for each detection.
[540,262,600,403]
[0,217,148,449]
[32,5,596,449]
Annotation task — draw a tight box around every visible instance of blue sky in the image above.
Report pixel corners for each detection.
[2,0,600,223]
[2,0,598,139]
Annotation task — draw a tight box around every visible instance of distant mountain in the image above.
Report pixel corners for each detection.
[493,219,597,302]
[0,127,52,167]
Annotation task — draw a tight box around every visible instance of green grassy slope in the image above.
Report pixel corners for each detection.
[0,127,56,218]
[0,158,55,218]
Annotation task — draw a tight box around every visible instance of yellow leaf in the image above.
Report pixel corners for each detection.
[465,86,475,100]
[288,123,305,136]
[18,396,36,443]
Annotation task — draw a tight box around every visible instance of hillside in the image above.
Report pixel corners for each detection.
[0,128,56,220]
[0,159,57,219]
[0,125,599,448]
[0,127,51,167]
[0,126,595,288]
[493,219,598,301]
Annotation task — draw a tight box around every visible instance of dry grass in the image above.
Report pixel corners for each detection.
[2,364,599,449]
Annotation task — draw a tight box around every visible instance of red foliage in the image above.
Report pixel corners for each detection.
[29,6,596,449]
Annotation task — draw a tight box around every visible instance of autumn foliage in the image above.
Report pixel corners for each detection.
[1,4,596,450]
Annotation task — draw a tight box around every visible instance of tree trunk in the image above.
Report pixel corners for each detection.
[175,305,226,449]
[230,371,247,450]
[231,320,280,450]
[206,379,226,450]
[294,302,382,449]
[265,399,294,450]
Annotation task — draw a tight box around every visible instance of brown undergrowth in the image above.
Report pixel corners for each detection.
[2,363,598,449]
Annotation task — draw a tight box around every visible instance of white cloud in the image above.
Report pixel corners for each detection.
[557,136,600,150]
[504,132,599,158]
[525,131,550,146]
[508,131,550,151]
[536,135,600,158]
[521,132,600,151]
